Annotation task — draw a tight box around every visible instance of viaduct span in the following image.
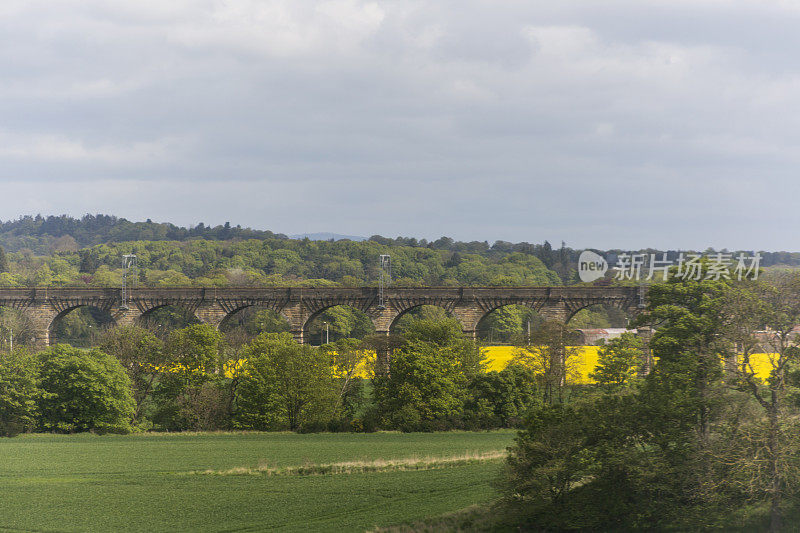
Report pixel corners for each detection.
[0,286,644,347]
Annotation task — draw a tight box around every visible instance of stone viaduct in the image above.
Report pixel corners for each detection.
[0,286,644,348]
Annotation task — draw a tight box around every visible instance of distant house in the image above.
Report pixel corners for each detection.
[577,328,635,346]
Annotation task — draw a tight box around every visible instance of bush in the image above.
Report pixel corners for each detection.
[0,349,40,437]
[37,345,135,434]
[374,341,471,431]
[464,364,540,429]
[234,333,337,431]
[152,324,226,431]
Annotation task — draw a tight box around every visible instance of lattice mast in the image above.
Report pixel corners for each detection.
[121,254,137,310]
[377,255,391,310]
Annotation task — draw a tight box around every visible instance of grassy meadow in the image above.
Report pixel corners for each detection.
[0,430,514,532]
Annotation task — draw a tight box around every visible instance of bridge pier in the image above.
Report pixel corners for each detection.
[30,306,55,349]
[112,308,144,328]
[539,301,570,323]
[451,303,484,340]
[195,302,227,329]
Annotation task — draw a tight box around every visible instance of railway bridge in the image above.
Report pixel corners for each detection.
[0,286,644,347]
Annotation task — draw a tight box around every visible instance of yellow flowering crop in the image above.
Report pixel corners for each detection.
[219,346,778,383]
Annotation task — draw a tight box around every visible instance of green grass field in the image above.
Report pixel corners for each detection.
[0,431,515,532]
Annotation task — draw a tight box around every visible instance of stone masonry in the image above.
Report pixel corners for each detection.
[4,286,643,348]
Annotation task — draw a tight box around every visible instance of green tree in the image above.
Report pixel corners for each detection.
[0,349,39,436]
[465,363,540,428]
[306,306,374,344]
[99,325,166,422]
[589,332,644,388]
[500,401,594,529]
[0,245,8,273]
[243,309,291,336]
[153,324,226,431]
[374,340,471,431]
[37,345,135,433]
[512,320,581,405]
[164,323,222,376]
[723,274,800,531]
[235,333,336,431]
[637,274,730,447]
[477,305,541,345]
[398,316,484,379]
[320,337,371,418]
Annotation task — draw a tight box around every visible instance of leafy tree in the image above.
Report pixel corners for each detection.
[0,307,35,348]
[512,320,581,405]
[232,333,295,430]
[140,305,200,334]
[306,306,374,344]
[500,401,595,529]
[637,273,730,447]
[722,273,800,530]
[235,333,337,431]
[589,332,644,388]
[238,308,291,337]
[499,273,760,531]
[374,340,471,431]
[499,392,663,530]
[0,245,8,273]
[465,364,540,428]
[153,324,225,431]
[477,305,542,345]
[0,349,39,436]
[37,345,135,433]
[164,323,222,376]
[99,325,166,421]
[391,305,451,335]
[78,249,99,273]
[320,338,371,418]
[373,314,486,431]
[50,307,114,347]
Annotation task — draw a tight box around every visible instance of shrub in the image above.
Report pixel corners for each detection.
[37,345,135,434]
[235,333,337,431]
[0,349,40,437]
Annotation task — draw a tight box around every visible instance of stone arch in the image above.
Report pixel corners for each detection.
[474,303,545,345]
[389,303,463,335]
[137,304,200,335]
[218,305,292,337]
[303,304,376,346]
[565,301,640,328]
[49,305,116,347]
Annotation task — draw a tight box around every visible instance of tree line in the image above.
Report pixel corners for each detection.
[0,238,563,288]
[0,313,596,436]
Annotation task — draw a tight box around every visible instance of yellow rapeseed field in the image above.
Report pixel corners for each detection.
[480,346,777,384]
[224,347,779,383]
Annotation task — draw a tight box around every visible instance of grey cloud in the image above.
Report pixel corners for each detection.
[0,1,796,250]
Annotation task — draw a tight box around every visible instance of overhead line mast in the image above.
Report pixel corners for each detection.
[378,255,391,310]
[121,254,137,310]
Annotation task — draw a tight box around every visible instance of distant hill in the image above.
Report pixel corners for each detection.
[0,215,288,254]
[0,214,798,274]
[289,233,367,242]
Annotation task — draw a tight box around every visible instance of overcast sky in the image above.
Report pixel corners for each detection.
[1,1,799,249]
